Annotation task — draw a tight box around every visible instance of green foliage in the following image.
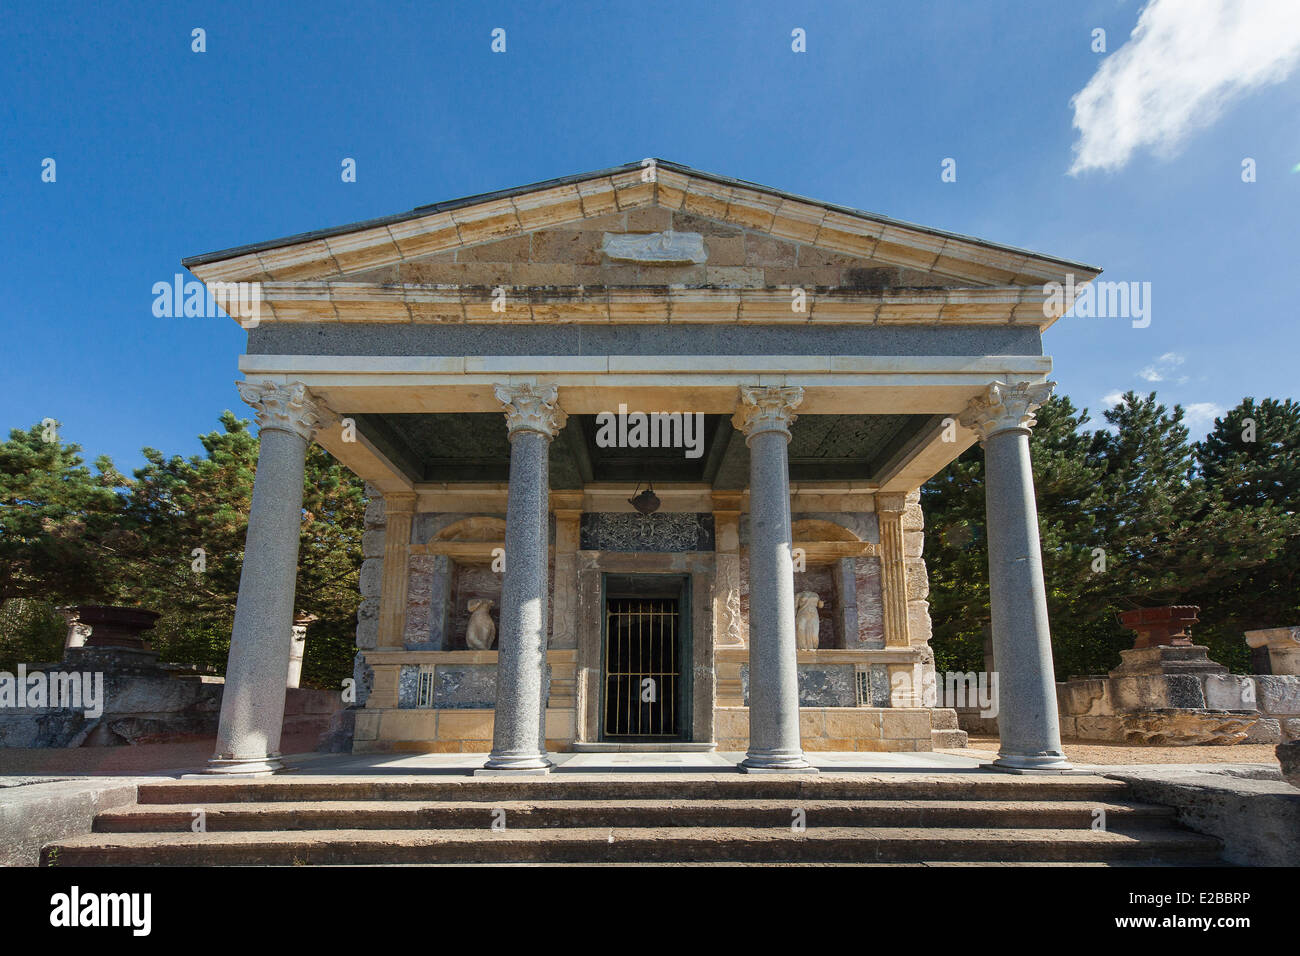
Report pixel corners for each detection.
[0,414,366,688]
[1192,398,1300,666]
[0,423,128,604]
[0,598,66,671]
[924,391,1294,679]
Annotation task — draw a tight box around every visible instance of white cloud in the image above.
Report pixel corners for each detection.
[1069,0,1300,174]
[1183,401,1225,434]
[1102,390,1127,406]
[1138,351,1185,382]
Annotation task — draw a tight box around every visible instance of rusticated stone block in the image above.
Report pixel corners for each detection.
[1203,674,1257,711]
[904,558,929,601]
[364,495,386,528]
[355,597,380,650]
[1258,675,1300,715]
[1057,678,1109,717]
[361,529,386,559]
[1246,718,1281,744]
[1072,715,1126,742]
[358,557,384,598]
[1117,710,1256,745]
[903,530,924,559]
[1279,741,1300,788]
[907,601,932,644]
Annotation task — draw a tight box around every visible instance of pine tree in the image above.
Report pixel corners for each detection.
[1193,398,1300,667]
[0,423,127,605]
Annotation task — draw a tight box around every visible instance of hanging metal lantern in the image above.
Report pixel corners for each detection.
[628,481,661,515]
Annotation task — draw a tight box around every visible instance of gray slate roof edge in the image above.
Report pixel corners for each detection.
[181,158,1102,275]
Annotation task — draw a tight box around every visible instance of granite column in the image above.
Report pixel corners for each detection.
[482,383,566,773]
[208,381,327,774]
[959,381,1072,771]
[733,385,815,772]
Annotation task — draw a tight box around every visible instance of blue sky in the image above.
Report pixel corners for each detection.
[3,0,1297,472]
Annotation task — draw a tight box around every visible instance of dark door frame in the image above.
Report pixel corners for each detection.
[598,572,693,742]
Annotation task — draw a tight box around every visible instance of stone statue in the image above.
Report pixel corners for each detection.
[795,591,824,650]
[465,598,496,650]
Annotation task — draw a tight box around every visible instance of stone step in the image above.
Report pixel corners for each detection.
[929,709,961,731]
[135,775,1132,805]
[931,730,969,748]
[94,798,1176,833]
[42,825,1222,866]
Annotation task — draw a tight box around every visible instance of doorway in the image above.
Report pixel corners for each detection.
[600,574,691,742]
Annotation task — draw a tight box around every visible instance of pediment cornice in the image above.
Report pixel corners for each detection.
[183,160,1100,291]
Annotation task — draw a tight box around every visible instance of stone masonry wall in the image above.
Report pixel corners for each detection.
[343,205,966,293]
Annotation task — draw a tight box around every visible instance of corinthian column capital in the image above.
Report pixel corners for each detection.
[732,385,804,441]
[236,380,329,441]
[494,383,567,439]
[958,380,1054,442]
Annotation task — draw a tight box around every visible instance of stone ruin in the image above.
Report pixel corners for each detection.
[1055,607,1300,748]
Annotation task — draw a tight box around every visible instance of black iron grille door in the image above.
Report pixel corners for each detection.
[603,598,679,738]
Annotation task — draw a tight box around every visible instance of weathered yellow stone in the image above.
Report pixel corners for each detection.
[575,178,620,217]
[881,709,932,740]
[798,710,827,737]
[387,213,461,259]
[436,710,495,740]
[824,709,882,738]
[450,198,522,245]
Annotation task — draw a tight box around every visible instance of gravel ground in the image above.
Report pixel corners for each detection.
[0,730,325,777]
[958,735,1282,766]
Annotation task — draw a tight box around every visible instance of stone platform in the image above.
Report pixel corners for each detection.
[29,765,1223,866]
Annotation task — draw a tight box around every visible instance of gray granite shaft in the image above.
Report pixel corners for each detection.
[208,426,307,772]
[741,429,811,769]
[486,429,552,769]
[983,428,1070,770]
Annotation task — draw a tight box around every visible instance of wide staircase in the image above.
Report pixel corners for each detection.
[41,774,1222,865]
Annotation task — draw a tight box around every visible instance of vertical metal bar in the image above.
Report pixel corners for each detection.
[662,600,668,736]
[668,599,675,736]
[661,600,667,737]
[637,600,643,736]
[613,600,618,738]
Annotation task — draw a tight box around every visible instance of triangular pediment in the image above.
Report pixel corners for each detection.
[183,160,1099,292]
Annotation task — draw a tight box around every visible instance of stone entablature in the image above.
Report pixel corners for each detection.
[230,284,1058,327]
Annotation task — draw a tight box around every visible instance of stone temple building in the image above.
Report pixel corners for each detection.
[182,160,1100,774]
